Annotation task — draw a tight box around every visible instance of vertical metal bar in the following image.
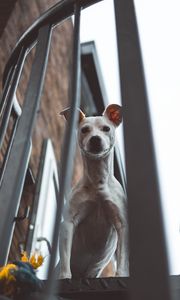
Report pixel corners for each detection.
[114,0,171,299]
[45,2,81,298]
[0,66,13,113]
[0,47,26,148]
[0,116,19,185]
[0,24,52,266]
[25,139,48,255]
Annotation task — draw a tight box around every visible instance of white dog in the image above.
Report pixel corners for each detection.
[59,104,129,278]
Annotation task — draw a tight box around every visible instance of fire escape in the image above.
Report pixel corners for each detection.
[0,0,178,299]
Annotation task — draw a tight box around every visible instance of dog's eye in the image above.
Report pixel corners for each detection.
[102,126,110,132]
[81,126,90,134]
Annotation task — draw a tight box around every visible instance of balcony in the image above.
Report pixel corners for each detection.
[0,1,179,299]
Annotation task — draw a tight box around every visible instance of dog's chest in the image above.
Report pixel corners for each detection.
[72,196,119,251]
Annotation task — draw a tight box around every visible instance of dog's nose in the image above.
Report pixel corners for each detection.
[89,136,103,153]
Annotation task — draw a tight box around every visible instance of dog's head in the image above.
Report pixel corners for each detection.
[60,104,122,159]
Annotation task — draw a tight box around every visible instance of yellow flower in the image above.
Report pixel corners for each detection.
[21,251,44,269]
[29,253,44,269]
[0,263,17,282]
[0,264,18,296]
[21,251,29,263]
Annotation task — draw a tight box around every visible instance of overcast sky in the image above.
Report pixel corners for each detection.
[80,0,180,275]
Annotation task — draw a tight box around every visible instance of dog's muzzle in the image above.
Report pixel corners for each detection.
[88,136,103,154]
[80,135,114,159]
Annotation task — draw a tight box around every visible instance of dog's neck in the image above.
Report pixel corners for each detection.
[81,150,114,187]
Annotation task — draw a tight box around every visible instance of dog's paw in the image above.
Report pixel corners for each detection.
[115,268,129,277]
[59,271,72,279]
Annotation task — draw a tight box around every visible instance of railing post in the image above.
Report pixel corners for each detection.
[0,66,13,113]
[114,0,171,299]
[45,1,81,298]
[0,46,26,149]
[0,24,52,265]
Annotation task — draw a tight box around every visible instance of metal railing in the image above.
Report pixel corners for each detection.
[114,1,171,299]
[0,0,172,299]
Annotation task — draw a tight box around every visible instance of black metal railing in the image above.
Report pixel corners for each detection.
[114,1,171,300]
[0,0,172,299]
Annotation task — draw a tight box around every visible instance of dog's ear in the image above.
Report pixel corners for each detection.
[60,107,85,123]
[103,104,122,126]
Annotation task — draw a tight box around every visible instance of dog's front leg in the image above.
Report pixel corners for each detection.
[59,220,74,279]
[115,221,129,277]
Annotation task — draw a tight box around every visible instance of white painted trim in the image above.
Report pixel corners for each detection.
[30,139,59,279]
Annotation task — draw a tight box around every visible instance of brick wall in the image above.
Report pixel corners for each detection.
[0,0,76,170]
